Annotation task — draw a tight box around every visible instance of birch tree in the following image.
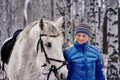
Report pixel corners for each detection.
[106,0,120,79]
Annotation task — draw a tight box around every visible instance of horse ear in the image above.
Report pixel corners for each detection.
[39,19,44,30]
[54,16,64,28]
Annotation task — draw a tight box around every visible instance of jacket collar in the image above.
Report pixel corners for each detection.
[74,41,89,51]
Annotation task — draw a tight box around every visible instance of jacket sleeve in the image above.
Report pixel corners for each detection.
[96,50,105,80]
[63,49,72,80]
[63,49,71,69]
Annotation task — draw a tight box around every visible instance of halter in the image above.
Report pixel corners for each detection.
[37,33,66,80]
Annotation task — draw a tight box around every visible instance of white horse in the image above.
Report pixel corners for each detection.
[6,17,67,80]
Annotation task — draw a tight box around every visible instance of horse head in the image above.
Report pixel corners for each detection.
[36,17,68,80]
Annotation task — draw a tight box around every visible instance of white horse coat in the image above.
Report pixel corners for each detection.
[7,17,67,80]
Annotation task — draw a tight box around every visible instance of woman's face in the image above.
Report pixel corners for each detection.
[75,33,89,44]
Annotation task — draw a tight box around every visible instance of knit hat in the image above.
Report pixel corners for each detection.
[75,23,91,37]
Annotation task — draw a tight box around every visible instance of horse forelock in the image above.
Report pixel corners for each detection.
[42,19,61,36]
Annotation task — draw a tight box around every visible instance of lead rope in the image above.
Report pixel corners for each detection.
[47,65,60,80]
[1,62,8,80]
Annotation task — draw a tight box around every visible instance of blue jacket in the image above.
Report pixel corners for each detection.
[63,41,105,80]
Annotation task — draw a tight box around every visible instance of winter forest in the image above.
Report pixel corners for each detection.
[0,0,120,80]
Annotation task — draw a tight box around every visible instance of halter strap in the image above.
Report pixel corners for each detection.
[37,33,60,63]
[36,33,67,80]
[37,34,50,64]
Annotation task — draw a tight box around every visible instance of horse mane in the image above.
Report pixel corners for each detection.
[17,18,62,42]
[18,21,38,41]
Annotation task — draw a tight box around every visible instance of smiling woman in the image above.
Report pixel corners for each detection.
[5,17,67,80]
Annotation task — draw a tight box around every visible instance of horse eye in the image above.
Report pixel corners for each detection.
[45,42,52,48]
